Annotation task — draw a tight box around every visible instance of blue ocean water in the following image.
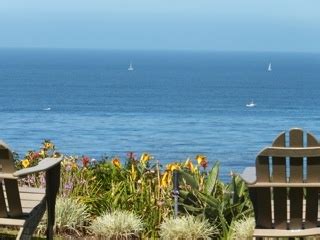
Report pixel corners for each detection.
[1,48,320,180]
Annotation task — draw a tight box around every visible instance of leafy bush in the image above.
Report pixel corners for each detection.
[37,197,90,236]
[90,210,143,239]
[230,217,255,240]
[159,215,218,239]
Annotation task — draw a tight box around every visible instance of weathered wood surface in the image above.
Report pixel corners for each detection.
[0,139,62,240]
[241,128,320,238]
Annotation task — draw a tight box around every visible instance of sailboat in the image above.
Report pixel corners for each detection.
[246,100,256,108]
[267,63,272,72]
[128,62,134,71]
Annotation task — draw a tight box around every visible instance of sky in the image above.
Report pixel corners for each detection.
[0,0,320,52]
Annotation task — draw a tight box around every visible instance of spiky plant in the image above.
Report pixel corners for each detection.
[230,217,255,239]
[159,215,218,240]
[90,210,143,239]
[37,197,90,236]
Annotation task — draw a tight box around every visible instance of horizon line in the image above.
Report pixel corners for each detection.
[0,46,319,55]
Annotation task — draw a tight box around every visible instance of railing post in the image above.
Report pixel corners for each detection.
[172,170,179,218]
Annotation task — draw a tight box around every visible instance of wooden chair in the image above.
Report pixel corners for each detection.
[241,128,320,238]
[0,140,63,240]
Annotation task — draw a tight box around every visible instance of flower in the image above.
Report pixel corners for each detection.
[32,152,40,159]
[43,141,54,150]
[140,153,152,165]
[166,163,180,172]
[82,156,90,167]
[196,155,208,169]
[161,171,169,188]
[21,159,30,168]
[39,149,46,158]
[184,159,195,173]
[112,157,121,168]
[127,152,135,160]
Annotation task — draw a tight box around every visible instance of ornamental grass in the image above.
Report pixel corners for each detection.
[90,210,143,239]
[159,215,218,239]
[37,197,90,236]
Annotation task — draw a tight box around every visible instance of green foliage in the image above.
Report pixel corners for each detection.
[229,217,255,240]
[159,215,219,240]
[90,210,143,239]
[37,197,90,236]
[18,141,253,239]
[178,162,253,238]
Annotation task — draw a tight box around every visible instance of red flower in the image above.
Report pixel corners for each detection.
[33,152,40,159]
[127,152,135,160]
[82,156,90,167]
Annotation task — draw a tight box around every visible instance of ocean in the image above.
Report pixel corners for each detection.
[1,48,320,180]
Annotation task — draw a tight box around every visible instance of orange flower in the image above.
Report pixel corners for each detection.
[44,141,54,149]
[112,158,121,168]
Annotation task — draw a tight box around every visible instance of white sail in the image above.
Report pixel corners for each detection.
[128,62,134,71]
[268,63,272,72]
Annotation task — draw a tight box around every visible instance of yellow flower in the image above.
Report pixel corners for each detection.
[140,153,152,165]
[184,159,195,173]
[166,163,180,172]
[112,158,121,168]
[21,159,30,168]
[161,171,170,188]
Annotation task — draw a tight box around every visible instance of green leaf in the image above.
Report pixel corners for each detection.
[204,161,220,195]
[178,169,199,189]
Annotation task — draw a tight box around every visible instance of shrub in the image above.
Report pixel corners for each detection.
[159,215,218,240]
[38,197,90,236]
[230,217,255,240]
[90,210,143,239]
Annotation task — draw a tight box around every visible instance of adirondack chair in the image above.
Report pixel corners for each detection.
[0,140,63,240]
[241,128,320,238]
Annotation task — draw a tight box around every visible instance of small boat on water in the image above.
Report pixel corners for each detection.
[128,62,134,71]
[267,62,272,72]
[246,100,256,108]
[43,107,51,111]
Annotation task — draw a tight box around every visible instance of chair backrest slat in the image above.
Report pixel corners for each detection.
[250,187,272,229]
[305,187,319,228]
[0,183,8,217]
[307,133,320,182]
[272,132,286,183]
[273,187,287,229]
[0,142,22,217]
[256,156,270,182]
[289,129,303,183]
[289,188,303,229]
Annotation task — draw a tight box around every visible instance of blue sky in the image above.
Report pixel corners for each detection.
[0,0,319,52]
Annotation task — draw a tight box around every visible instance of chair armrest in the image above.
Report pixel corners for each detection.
[13,156,63,178]
[240,166,256,184]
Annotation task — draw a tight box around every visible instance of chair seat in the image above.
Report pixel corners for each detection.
[0,186,46,227]
[17,187,45,214]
